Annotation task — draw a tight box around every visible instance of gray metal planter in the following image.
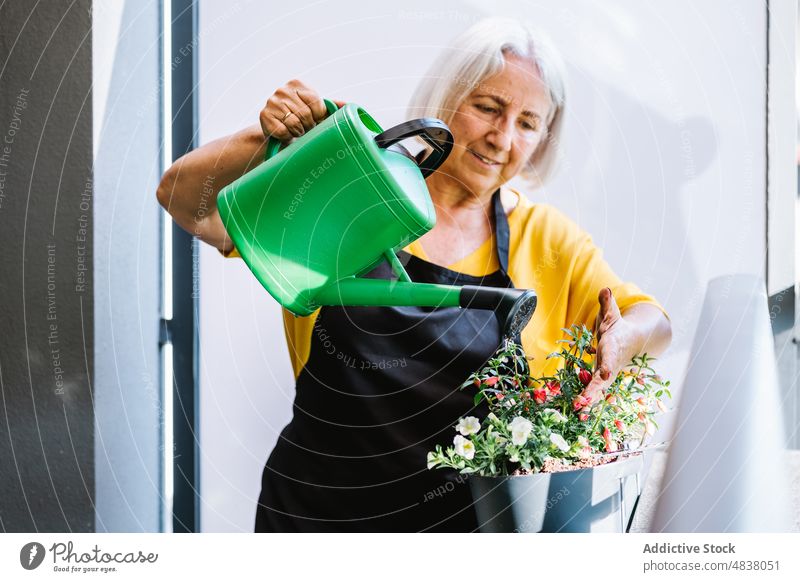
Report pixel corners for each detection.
[469,454,644,532]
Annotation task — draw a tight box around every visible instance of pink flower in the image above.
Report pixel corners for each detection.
[614,419,625,431]
[636,396,647,406]
[605,394,616,404]
[577,436,592,459]
[578,369,592,386]
[546,381,561,396]
[656,399,667,413]
[573,395,591,411]
[533,388,548,404]
[484,377,499,387]
[602,427,617,453]
[578,413,589,422]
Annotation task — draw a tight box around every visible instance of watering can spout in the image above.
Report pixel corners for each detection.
[459,286,538,341]
[314,279,537,339]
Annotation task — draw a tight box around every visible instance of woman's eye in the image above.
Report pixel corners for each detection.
[475,104,497,114]
[520,120,538,131]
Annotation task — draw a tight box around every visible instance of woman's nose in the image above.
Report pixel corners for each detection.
[484,117,514,152]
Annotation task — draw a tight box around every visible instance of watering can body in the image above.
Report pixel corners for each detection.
[217,102,453,315]
[217,101,537,336]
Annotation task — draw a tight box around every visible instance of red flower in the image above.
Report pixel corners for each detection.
[578,413,589,422]
[473,378,481,387]
[573,394,591,411]
[484,377,499,387]
[533,388,548,404]
[586,346,596,355]
[605,394,616,404]
[637,411,646,422]
[614,419,625,431]
[546,381,561,396]
[578,369,592,386]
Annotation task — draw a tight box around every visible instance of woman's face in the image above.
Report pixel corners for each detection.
[435,54,552,196]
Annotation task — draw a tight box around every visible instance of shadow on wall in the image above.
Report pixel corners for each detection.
[530,71,719,442]
[545,72,718,331]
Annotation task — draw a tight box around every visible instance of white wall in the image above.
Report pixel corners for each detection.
[198,0,768,531]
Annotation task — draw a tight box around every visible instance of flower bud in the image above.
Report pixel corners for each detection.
[546,381,561,396]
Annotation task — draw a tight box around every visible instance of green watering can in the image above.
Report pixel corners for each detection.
[216,100,537,337]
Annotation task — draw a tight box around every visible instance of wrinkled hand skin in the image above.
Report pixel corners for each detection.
[579,288,641,409]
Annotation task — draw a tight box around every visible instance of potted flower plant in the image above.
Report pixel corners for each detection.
[426,325,671,532]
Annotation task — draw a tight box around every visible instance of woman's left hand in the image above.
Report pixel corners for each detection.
[575,288,640,409]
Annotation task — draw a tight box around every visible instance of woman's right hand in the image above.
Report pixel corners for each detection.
[259,79,329,142]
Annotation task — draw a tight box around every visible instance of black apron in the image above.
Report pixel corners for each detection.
[255,189,516,532]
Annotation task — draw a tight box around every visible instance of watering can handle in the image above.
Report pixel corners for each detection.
[264,99,340,161]
[374,119,454,178]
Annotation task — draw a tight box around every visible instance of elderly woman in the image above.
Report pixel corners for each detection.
[158,17,671,532]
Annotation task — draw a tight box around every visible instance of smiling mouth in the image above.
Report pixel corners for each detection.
[469,149,502,166]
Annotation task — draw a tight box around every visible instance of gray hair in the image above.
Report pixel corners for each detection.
[407,17,567,186]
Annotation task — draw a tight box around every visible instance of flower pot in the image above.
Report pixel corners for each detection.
[469,454,644,532]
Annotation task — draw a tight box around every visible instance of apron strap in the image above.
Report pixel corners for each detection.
[492,189,511,274]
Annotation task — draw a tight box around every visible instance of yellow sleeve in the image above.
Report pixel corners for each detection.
[565,228,669,327]
[510,203,669,377]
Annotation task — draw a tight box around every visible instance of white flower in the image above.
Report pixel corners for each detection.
[453,435,475,460]
[504,398,516,409]
[575,436,592,459]
[549,432,570,452]
[426,451,437,470]
[508,417,533,446]
[455,416,481,436]
[545,409,567,423]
